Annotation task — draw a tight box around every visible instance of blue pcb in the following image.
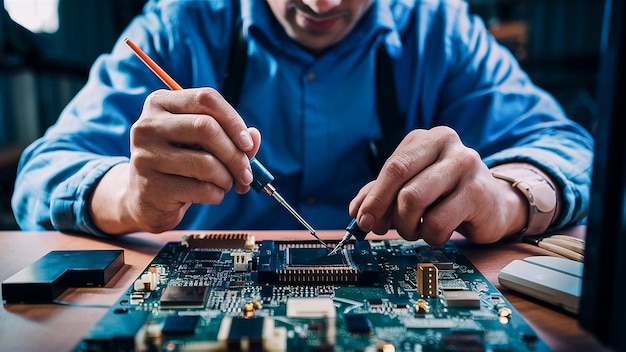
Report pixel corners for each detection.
[79,233,548,352]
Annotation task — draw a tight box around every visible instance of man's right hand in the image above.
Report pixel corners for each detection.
[88,88,261,235]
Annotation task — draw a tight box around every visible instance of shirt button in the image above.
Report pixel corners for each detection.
[307,72,316,81]
[305,197,316,204]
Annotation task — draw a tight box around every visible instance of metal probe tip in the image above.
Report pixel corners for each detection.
[328,231,352,256]
[328,219,368,256]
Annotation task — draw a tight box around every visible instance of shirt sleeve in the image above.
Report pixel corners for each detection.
[418,1,594,230]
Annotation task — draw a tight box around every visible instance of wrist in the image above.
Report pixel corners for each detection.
[491,176,528,237]
[490,163,560,239]
[88,163,139,235]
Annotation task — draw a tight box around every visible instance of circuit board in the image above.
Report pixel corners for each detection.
[78,233,549,352]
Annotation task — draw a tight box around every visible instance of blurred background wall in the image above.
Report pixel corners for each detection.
[0,0,605,230]
[1,0,146,229]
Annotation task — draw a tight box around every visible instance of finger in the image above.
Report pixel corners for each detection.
[246,127,262,158]
[234,127,262,194]
[132,111,253,188]
[349,182,393,235]
[137,171,229,207]
[349,181,374,217]
[371,207,393,235]
[149,112,243,159]
[141,125,262,196]
[417,146,490,245]
[394,144,487,245]
[133,146,234,192]
[356,129,442,231]
[392,162,457,239]
[152,88,254,152]
[418,191,468,247]
[141,89,254,189]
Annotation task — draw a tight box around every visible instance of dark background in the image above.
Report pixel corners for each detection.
[0,0,606,230]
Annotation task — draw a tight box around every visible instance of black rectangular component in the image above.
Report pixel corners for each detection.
[160,286,209,308]
[260,285,274,298]
[257,240,380,285]
[79,307,150,351]
[228,317,264,351]
[189,250,223,261]
[344,314,372,334]
[228,280,245,288]
[368,298,383,307]
[288,248,346,266]
[162,315,201,335]
[389,296,411,308]
[2,250,124,304]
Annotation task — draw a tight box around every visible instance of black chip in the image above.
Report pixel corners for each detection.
[160,286,209,307]
[368,298,383,306]
[261,285,274,298]
[288,248,346,266]
[344,314,372,334]
[228,280,245,288]
[389,296,411,308]
[192,251,223,261]
[162,315,201,335]
[228,317,264,350]
[441,332,485,351]
[257,240,380,285]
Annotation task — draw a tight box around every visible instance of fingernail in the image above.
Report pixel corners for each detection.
[239,131,253,150]
[359,213,375,231]
[242,168,253,185]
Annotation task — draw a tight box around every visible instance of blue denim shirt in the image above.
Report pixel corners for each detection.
[12,0,593,235]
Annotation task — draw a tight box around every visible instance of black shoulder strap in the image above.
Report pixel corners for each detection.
[221,13,405,175]
[369,43,405,174]
[222,4,247,108]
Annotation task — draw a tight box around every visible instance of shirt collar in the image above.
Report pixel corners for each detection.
[372,0,404,57]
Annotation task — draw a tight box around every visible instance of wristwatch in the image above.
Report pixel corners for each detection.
[491,167,558,237]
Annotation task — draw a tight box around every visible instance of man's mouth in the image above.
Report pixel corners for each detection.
[298,13,341,32]
[289,3,347,33]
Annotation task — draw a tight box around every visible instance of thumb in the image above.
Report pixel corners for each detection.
[246,127,261,159]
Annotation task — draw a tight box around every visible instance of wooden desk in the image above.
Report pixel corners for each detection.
[0,229,607,352]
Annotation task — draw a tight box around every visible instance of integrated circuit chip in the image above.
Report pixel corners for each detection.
[389,296,411,309]
[368,298,384,308]
[344,314,372,334]
[162,315,201,335]
[190,250,223,261]
[260,285,274,298]
[160,286,209,308]
[288,248,347,266]
[257,240,380,285]
[229,280,246,288]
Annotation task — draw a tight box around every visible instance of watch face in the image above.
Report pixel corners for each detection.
[532,180,557,213]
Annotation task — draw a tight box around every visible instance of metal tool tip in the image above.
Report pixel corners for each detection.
[327,246,340,256]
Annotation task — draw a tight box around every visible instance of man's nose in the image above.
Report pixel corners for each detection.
[302,0,342,14]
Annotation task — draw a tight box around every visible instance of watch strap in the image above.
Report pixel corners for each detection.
[491,167,558,238]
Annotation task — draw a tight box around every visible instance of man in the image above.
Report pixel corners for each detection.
[12,0,593,246]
